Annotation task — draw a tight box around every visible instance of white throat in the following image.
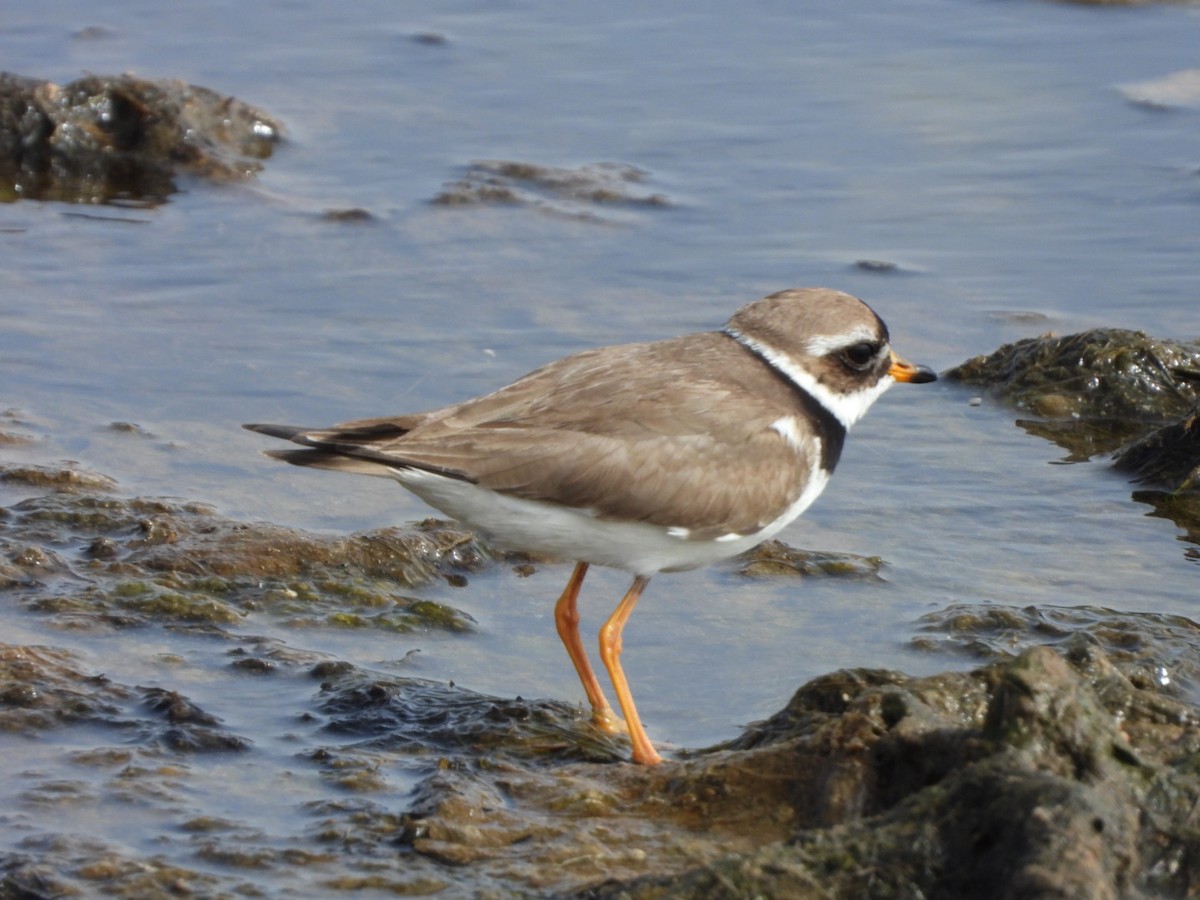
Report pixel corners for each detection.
[726,328,893,429]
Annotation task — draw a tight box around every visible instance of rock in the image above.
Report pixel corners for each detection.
[1114,411,1200,493]
[5,460,1200,896]
[0,464,493,633]
[946,328,1200,419]
[431,160,671,222]
[571,645,1199,898]
[0,71,282,204]
[737,540,884,579]
[944,328,1200,458]
[947,329,1200,546]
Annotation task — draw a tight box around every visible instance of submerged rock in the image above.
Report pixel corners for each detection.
[737,540,885,578]
[0,71,282,204]
[313,663,626,763]
[0,463,489,633]
[914,602,1200,702]
[431,159,671,222]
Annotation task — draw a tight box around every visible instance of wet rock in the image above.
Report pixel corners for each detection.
[0,640,253,757]
[0,71,282,204]
[0,465,488,633]
[313,663,625,763]
[0,838,224,899]
[0,462,117,492]
[395,754,799,889]
[737,540,884,578]
[106,421,154,437]
[140,687,250,753]
[0,429,35,446]
[1113,410,1200,493]
[569,645,1200,898]
[409,31,450,46]
[1111,411,1200,539]
[228,655,277,675]
[431,160,671,222]
[945,328,1200,458]
[0,644,131,734]
[853,258,898,272]
[949,330,1200,546]
[913,602,1200,702]
[320,207,374,222]
[5,459,1200,895]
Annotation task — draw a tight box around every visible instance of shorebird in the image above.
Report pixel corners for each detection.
[245,288,936,764]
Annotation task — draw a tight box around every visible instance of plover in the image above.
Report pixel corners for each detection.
[246,287,936,764]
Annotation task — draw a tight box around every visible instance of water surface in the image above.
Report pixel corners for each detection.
[2,0,1199,893]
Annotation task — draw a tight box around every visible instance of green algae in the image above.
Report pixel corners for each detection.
[946,328,1200,459]
[0,468,488,634]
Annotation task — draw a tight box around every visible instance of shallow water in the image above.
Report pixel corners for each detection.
[3,0,1200,894]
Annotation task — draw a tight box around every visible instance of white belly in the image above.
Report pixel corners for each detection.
[392,463,830,576]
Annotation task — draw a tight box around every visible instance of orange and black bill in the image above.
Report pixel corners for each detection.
[888,353,938,384]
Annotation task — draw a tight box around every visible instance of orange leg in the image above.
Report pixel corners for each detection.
[598,575,662,765]
[554,562,625,734]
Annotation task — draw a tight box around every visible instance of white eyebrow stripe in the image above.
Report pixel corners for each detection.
[803,327,884,358]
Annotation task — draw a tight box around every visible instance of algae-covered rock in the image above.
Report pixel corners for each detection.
[1112,411,1200,537]
[313,663,627,764]
[571,644,1200,899]
[945,328,1200,457]
[737,540,884,579]
[1114,411,1200,493]
[0,644,131,734]
[0,462,117,492]
[0,71,282,204]
[913,602,1200,702]
[431,159,670,222]
[0,462,487,633]
[5,455,1200,896]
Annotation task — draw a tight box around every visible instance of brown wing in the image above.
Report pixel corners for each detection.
[249,332,819,536]
[398,423,810,537]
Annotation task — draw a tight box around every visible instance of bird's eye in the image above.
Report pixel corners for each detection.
[840,342,880,371]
